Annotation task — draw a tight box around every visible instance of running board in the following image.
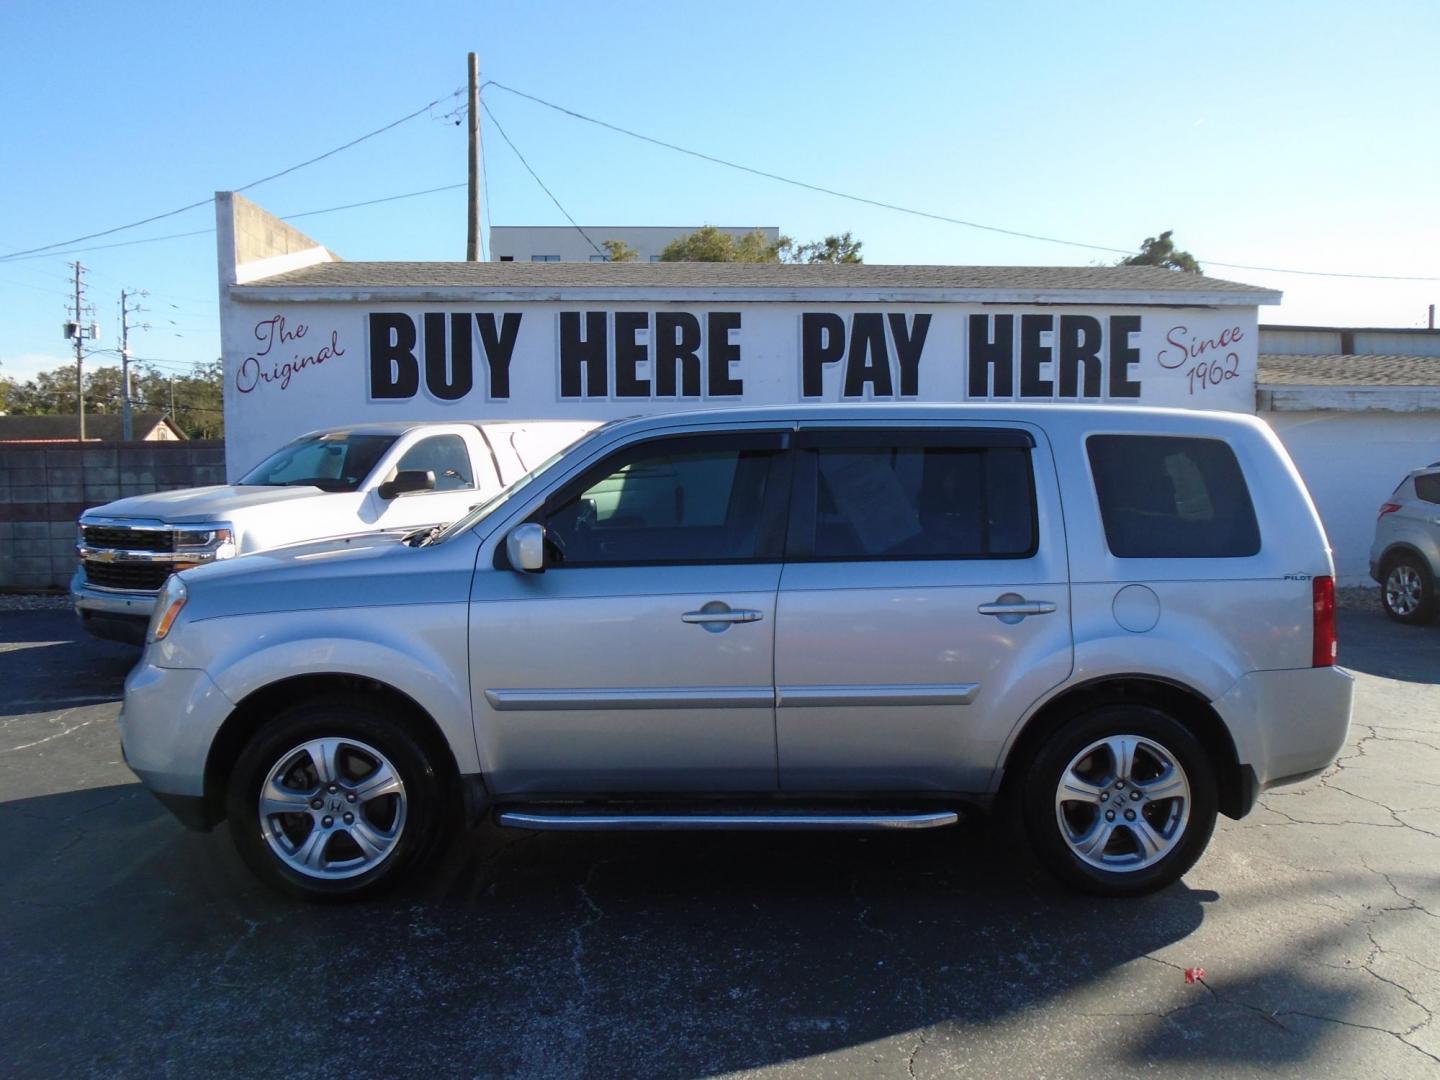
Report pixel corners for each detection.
[496,810,960,832]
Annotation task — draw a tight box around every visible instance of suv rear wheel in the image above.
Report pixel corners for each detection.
[226,696,449,900]
[1018,705,1217,897]
[1380,553,1436,625]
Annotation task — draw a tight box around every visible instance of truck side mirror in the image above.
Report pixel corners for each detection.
[506,523,546,573]
[378,470,435,500]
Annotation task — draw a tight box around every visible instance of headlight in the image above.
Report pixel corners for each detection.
[147,575,188,643]
[171,524,236,569]
[174,525,236,555]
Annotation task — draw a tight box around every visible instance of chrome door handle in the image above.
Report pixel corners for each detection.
[977,599,1057,617]
[681,608,763,624]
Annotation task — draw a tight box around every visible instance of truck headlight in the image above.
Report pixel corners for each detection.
[172,525,236,569]
[148,575,188,643]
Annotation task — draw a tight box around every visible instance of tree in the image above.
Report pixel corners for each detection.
[659,225,790,263]
[601,239,639,262]
[0,358,224,438]
[785,232,863,264]
[1120,230,1202,274]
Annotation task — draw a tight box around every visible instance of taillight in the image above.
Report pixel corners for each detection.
[1377,502,1402,520]
[1312,575,1336,667]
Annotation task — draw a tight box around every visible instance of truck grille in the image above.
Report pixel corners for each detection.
[82,560,173,592]
[81,525,174,553]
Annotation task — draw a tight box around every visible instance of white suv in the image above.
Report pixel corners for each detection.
[119,405,1354,901]
[1371,464,1440,624]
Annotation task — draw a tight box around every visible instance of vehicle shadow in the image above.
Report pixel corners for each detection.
[0,781,1356,1078]
[0,610,138,704]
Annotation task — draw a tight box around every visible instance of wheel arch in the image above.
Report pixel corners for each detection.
[202,673,470,828]
[1379,542,1433,577]
[998,675,1253,820]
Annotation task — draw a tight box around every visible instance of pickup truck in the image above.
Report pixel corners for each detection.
[73,419,594,643]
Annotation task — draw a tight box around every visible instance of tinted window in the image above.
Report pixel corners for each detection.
[1415,473,1440,504]
[237,434,396,492]
[395,435,473,492]
[807,445,1036,560]
[1088,435,1260,558]
[542,440,782,566]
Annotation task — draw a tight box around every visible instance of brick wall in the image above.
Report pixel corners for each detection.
[0,441,226,590]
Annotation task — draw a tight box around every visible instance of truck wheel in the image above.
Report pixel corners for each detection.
[1018,705,1217,897]
[1380,554,1436,625]
[226,696,447,901]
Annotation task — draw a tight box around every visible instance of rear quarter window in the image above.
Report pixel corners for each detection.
[1415,472,1440,504]
[1087,435,1261,558]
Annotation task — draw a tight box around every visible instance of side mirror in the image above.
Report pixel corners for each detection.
[378,469,435,500]
[506,523,546,573]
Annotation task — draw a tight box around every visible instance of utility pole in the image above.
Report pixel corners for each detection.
[62,263,97,440]
[466,51,482,261]
[119,289,149,441]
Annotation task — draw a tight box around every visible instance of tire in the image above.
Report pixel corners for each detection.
[226,695,451,901]
[1380,554,1436,625]
[1017,705,1217,898]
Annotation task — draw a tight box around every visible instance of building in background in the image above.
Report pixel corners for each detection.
[0,413,184,443]
[489,225,779,262]
[1257,325,1440,583]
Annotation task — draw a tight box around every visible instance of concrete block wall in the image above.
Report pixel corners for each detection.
[0,441,225,590]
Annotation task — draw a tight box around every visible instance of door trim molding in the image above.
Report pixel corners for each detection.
[777,683,980,708]
[484,686,776,711]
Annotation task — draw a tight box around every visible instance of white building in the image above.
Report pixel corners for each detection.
[1258,325,1440,584]
[489,225,780,263]
[215,193,1440,585]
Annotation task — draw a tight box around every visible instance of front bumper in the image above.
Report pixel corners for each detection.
[71,568,157,643]
[1213,665,1355,800]
[119,659,234,829]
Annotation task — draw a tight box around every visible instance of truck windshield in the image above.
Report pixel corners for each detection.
[237,433,397,493]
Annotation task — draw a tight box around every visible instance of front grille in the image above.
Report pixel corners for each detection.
[83,560,172,592]
[82,525,173,553]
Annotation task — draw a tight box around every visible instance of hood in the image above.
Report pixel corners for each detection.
[175,526,476,624]
[83,485,335,523]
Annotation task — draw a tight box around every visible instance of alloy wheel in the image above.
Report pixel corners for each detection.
[1054,734,1191,872]
[257,737,407,880]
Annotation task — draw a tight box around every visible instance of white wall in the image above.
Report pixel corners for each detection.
[1267,411,1440,583]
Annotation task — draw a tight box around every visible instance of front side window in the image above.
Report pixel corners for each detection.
[237,433,396,493]
[1087,435,1260,558]
[393,435,474,492]
[802,442,1036,560]
[540,437,784,566]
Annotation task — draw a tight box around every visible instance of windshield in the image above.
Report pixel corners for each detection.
[237,433,397,493]
[433,419,626,544]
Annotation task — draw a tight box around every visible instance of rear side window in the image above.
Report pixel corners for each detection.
[1087,435,1260,558]
[803,443,1036,560]
[1415,473,1440,504]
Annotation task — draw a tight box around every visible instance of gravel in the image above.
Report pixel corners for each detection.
[0,592,74,612]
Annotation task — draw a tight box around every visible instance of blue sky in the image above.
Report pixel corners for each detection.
[2,0,1437,383]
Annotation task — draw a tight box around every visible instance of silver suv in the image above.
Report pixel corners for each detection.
[120,405,1354,901]
[1371,464,1440,625]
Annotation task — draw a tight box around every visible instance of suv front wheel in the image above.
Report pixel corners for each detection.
[1018,705,1218,897]
[226,696,448,900]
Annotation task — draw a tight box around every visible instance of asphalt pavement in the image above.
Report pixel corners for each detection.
[1,604,1437,1079]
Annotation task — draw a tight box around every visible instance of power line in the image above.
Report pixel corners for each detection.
[0,182,469,264]
[480,79,1440,283]
[0,86,465,262]
[481,100,602,256]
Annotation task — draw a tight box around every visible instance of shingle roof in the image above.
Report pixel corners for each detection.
[236,260,1275,300]
[0,412,181,442]
[1258,354,1440,387]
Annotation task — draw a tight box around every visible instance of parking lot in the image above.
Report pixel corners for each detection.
[1,604,1436,1079]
